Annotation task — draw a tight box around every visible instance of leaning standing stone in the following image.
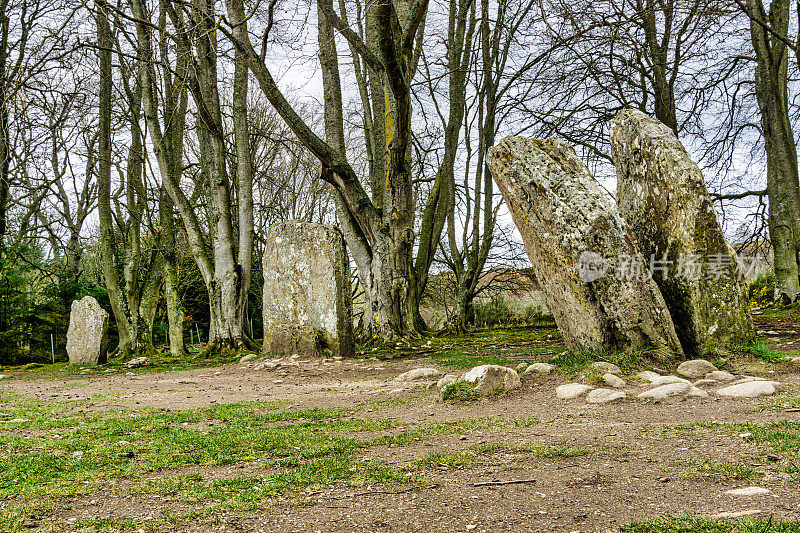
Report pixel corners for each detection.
[66,296,109,366]
[610,110,754,356]
[263,221,354,358]
[489,136,682,354]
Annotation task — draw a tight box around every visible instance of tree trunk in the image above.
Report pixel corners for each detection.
[96,0,133,353]
[747,0,800,302]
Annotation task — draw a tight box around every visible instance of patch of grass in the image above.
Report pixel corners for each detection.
[681,460,757,482]
[430,350,514,370]
[439,380,479,402]
[620,515,800,532]
[738,340,790,364]
[0,390,547,530]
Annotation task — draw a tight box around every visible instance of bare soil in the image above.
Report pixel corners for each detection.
[2,316,800,532]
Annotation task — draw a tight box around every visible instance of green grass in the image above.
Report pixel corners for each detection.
[0,348,244,378]
[439,380,480,402]
[429,349,514,369]
[620,515,800,532]
[0,390,544,530]
[738,340,790,364]
[681,460,757,482]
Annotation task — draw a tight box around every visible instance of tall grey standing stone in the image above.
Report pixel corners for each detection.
[489,136,682,354]
[610,110,754,356]
[263,221,354,358]
[66,296,109,365]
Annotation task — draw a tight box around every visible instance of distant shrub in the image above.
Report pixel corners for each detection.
[472,296,513,327]
[749,272,776,307]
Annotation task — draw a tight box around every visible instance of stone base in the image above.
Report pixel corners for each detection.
[266,325,338,358]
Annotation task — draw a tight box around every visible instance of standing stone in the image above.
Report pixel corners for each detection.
[610,110,754,356]
[66,296,109,366]
[489,136,682,354]
[263,221,354,358]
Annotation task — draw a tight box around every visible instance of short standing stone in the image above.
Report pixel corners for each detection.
[525,362,555,374]
[611,110,754,356]
[556,383,594,400]
[66,296,109,366]
[717,381,779,398]
[263,221,354,358]
[489,137,682,355]
[637,382,691,400]
[463,365,521,394]
[396,368,441,382]
[677,359,717,379]
[603,373,626,388]
[586,388,626,404]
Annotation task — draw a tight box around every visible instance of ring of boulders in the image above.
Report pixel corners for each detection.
[389,358,785,404]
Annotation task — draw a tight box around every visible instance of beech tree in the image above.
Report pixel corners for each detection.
[222,0,450,339]
[737,0,800,303]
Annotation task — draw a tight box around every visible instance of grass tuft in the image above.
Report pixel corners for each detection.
[620,514,800,532]
[439,380,479,402]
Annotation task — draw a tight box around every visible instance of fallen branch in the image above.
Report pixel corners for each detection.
[473,478,537,487]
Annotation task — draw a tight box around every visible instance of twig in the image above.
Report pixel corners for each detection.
[320,484,439,500]
[473,478,537,487]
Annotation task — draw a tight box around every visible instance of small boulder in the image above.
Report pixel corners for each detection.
[515,362,529,372]
[650,375,690,386]
[591,362,621,375]
[125,357,150,369]
[677,360,717,379]
[603,373,626,388]
[556,383,594,400]
[636,371,662,382]
[687,386,710,398]
[463,365,521,394]
[705,370,736,382]
[693,379,717,387]
[717,381,779,398]
[525,362,555,374]
[724,487,772,497]
[586,388,626,404]
[437,374,459,389]
[239,354,259,364]
[637,382,691,400]
[730,376,767,386]
[395,368,441,382]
